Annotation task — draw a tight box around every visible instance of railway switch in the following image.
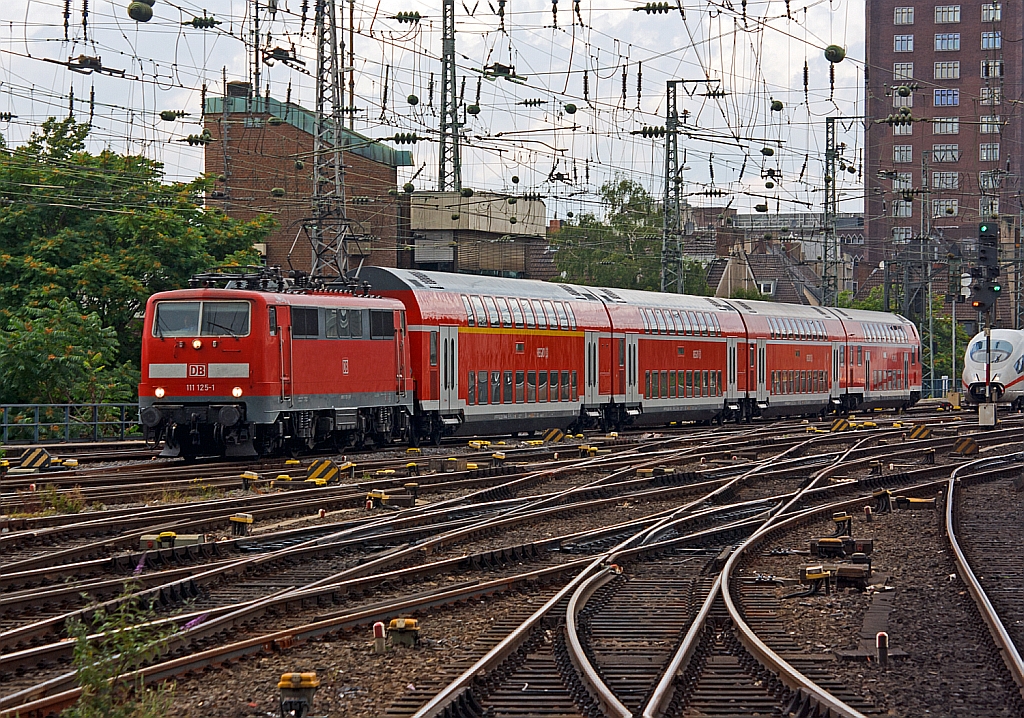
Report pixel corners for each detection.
[873,489,893,514]
[388,617,420,646]
[831,512,853,537]
[230,512,254,536]
[894,495,935,510]
[277,671,320,718]
[406,462,420,476]
[158,531,177,548]
[240,470,259,490]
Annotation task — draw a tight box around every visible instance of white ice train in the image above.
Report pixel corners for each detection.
[962,329,1024,409]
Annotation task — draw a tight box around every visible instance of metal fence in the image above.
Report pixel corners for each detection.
[0,404,140,444]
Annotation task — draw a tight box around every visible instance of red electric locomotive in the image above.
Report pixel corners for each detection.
[139,270,413,458]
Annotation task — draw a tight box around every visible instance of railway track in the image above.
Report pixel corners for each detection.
[1,415,1020,718]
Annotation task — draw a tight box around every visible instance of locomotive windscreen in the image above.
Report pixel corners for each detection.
[153,300,251,337]
[968,339,1013,363]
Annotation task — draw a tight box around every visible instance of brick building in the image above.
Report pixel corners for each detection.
[204,90,413,272]
[864,1,1022,270]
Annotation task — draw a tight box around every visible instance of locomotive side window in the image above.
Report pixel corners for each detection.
[471,296,488,327]
[292,307,320,338]
[461,295,475,327]
[430,332,439,366]
[325,308,356,338]
[268,306,278,336]
[349,310,363,338]
[369,310,395,339]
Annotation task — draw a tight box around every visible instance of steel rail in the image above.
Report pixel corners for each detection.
[945,451,1024,704]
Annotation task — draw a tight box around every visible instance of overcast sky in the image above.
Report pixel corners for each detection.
[0,0,868,217]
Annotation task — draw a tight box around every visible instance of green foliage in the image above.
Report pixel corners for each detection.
[729,286,770,301]
[0,117,273,403]
[63,585,175,718]
[551,178,709,295]
[0,299,137,404]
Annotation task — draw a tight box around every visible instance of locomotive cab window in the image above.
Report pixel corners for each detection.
[268,306,278,336]
[153,300,251,337]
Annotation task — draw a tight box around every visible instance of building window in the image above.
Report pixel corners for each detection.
[934,5,960,23]
[894,6,914,24]
[934,89,959,106]
[932,117,959,134]
[894,35,914,52]
[980,143,1000,162]
[893,92,913,108]
[893,172,913,190]
[933,61,959,80]
[893,62,914,81]
[980,87,1002,105]
[980,197,999,218]
[892,200,913,218]
[932,171,959,189]
[892,227,914,244]
[932,199,958,218]
[980,116,1001,134]
[893,122,913,136]
[981,60,1004,78]
[980,170,1002,190]
[893,145,913,163]
[932,144,960,163]
[981,32,1001,50]
[934,33,960,51]
[982,3,1001,22]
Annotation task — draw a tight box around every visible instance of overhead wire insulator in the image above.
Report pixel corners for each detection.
[392,11,421,22]
[180,129,214,146]
[583,69,589,102]
[184,15,220,28]
[518,98,546,106]
[0,112,17,121]
[634,125,666,138]
[633,2,670,13]
[552,0,557,27]
[392,132,420,144]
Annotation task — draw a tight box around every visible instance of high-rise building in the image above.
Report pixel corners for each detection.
[864,1,1021,274]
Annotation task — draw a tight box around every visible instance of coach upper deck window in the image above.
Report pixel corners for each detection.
[541,300,558,329]
[509,298,525,328]
[483,297,501,327]
[497,298,513,327]
[461,295,475,327]
[522,299,536,329]
[470,296,487,327]
[554,302,570,330]
[531,300,546,329]
[153,300,251,337]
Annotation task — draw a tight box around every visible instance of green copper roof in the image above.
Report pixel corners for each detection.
[204,95,414,168]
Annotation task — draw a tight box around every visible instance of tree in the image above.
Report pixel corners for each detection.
[551,178,709,295]
[0,117,273,403]
[729,287,770,301]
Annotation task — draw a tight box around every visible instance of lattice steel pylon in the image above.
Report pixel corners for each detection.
[307,0,351,277]
[437,0,461,191]
[661,80,683,293]
[822,116,839,307]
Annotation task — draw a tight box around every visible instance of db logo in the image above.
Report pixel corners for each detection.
[188,364,207,377]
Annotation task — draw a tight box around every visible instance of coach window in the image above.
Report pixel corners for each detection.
[659,370,667,398]
[490,371,501,404]
[550,370,560,401]
[429,331,438,366]
[468,371,476,404]
[510,298,525,328]
[710,371,717,396]
[645,371,651,398]
[566,304,578,330]
[502,371,513,403]
[471,296,488,327]
[497,298,513,327]
[684,370,692,397]
[461,295,475,327]
[554,302,570,330]
[677,370,685,396]
[668,369,676,398]
[711,314,721,336]
[527,371,537,402]
[651,370,659,399]
[538,370,548,402]
[521,299,536,329]
[653,309,666,334]
[531,299,546,329]
[541,300,557,330]
[693,312,706,336]
[478,371,488,404]
[484,297,501,327]
[560,370,570,401]
[516,371,525,402]
[678,311,691,335]
[571,371,578,400]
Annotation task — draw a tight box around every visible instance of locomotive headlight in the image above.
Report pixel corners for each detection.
[155,387,166,398]
[232,386,244,398]
[192,339,203,350]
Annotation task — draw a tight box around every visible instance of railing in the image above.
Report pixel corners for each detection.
[0,404,140,444]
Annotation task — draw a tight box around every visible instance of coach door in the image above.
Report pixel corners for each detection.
[584,331,600,405]
[831,341,842,401]
[755,338,767,403]
[864,351,871,398]
[726,337,739,404]
[439,325,459,412]
[625,333,640,403]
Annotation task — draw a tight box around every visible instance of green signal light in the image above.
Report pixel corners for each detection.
[993,284,1002,292]
[981,224,989,232]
